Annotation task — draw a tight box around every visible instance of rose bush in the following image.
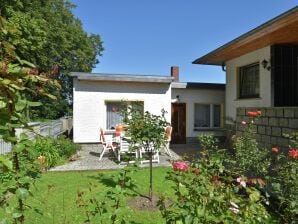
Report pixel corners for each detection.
[159,150,273,224]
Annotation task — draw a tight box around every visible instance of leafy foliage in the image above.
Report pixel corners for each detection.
[267,133,298,223]
[76,165,138,223]
[0,13,59,223]
[0,0,104,119]
[159,151,272,224]
[198,134,218,152]
[29,136,80,168]
[233,118,270,177]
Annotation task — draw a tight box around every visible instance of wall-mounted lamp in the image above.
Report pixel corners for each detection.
[261,59,268,69]
[221,63,226,72]
[176,95,180,103]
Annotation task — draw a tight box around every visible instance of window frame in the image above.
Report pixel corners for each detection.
[193,103,222,130]
[105,100,144,130]
[238,62,260,99]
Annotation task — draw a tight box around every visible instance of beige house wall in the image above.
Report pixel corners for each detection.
[225,46,272,124]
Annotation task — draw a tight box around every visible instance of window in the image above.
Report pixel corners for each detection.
[239,63,260,99]
[106,101,144,129]
[194,104,221,129]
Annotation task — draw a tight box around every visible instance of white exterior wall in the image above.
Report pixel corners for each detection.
[73,79,171,143]
[171,88,225,138]
[225,46,272,123]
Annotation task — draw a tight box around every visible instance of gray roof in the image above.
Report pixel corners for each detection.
[70,72,173,83]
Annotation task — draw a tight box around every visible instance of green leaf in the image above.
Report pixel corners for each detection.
[13,143,26,153]
[0,156,13,170]
[0,101,7,109]
[12,212,22,219]
[15,100,27,111]
[0,218,8,224]
[16,188,29,200]
[0,79,11,85]
[27,101,42,107]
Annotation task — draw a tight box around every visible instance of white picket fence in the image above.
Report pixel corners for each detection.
[0,139,11,155]
[0,117,72,155]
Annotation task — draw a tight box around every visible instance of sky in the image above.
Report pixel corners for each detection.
[71,0,297,83]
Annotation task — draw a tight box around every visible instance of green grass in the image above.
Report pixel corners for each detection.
[22,167,173,224]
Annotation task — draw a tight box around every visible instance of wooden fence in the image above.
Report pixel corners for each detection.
[0,117,72,155]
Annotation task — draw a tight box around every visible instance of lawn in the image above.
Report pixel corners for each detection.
[23,167,173,224]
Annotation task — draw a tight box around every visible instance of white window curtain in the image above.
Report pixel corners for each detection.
[194,104,221,129]
[194,104,210,127]
[106,102,123,129]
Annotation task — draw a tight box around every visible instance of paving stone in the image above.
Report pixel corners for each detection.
[279,118,289,127]
[272,127,281,137]
[237,108,246,116]
[282,128,295,136]
[266,127,272,135]
[270,137,277,145]
[258,126,266,135]
[261,135,270,143]
[284,109,295,118]
[289,119,298,129]
[50,143,182,171]
[261,117,269,126]
[276,137,289,147]
[269,118,279,126]
[275,108,284,117]
[266,109,276,117]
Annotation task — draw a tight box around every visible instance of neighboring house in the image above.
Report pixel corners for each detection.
[192,7,298,148]
[71,73,172,143]
[171,67,225,143]
[71,67,225,143]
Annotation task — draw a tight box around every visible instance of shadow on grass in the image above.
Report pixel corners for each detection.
[87,173,150,199]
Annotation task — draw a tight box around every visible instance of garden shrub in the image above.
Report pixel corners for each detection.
[268,134,298,223]
[233,113,270,178]
[159,152,273,223]
[30,136,80,168]
[198,134,218,152]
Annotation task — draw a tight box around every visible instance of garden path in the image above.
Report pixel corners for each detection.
[50,143,199,171]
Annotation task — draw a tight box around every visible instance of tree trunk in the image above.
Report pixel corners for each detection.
[149,146,153,202]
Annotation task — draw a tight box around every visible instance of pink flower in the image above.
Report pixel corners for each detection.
[172,161,188,172]
[241,121,246,125]
[271,147,279,153]
[236,177,246,188]
[288,149,298,159]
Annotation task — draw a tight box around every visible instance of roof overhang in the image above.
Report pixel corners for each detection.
[193,6,298,66]
[70,72,173,83]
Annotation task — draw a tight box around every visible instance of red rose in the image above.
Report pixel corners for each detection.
[271,147,279,153]
[247,111,258,117]
[288,149,298,159]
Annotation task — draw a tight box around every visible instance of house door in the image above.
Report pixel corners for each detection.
[171,103,186,144]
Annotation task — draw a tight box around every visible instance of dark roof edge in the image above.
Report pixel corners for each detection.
[172,82,225,90]
[70,72,173,83]
[192,6,298,65]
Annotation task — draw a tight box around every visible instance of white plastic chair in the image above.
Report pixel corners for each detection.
[164,126,172,157]
[117,137,138,163]
[99,128,117,160]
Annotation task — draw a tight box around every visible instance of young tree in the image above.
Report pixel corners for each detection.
[124,107,169,201]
